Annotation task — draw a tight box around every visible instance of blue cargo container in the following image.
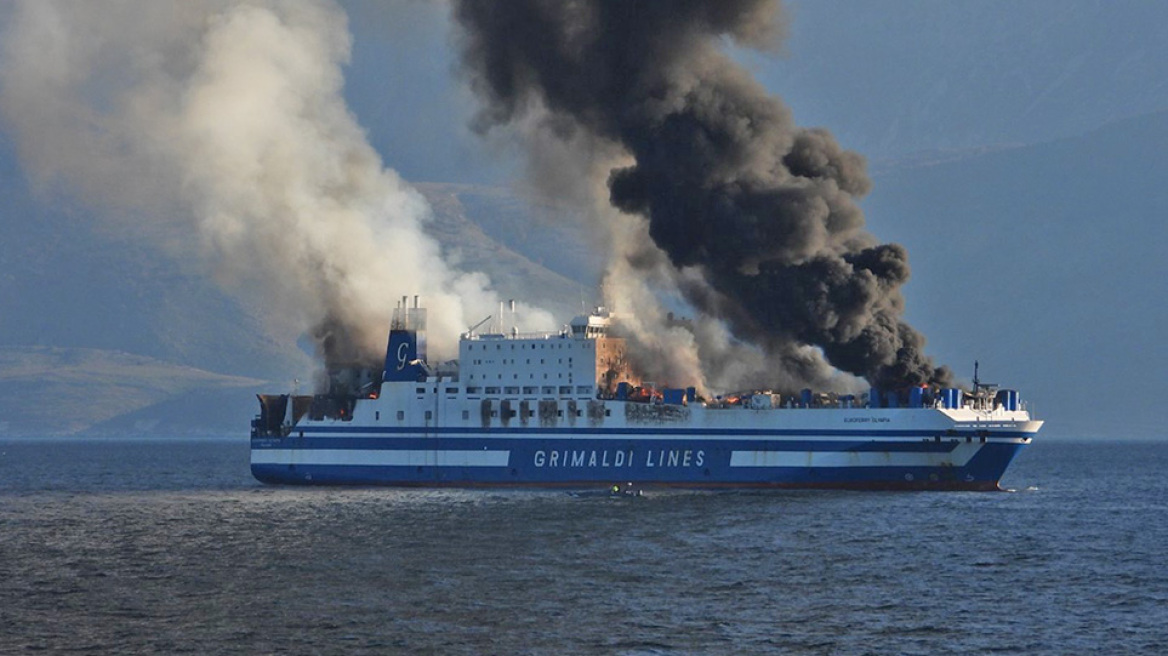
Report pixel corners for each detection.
[942,388,963,409]
[996,389,1018,411]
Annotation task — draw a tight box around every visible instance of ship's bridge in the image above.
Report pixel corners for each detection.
[568,308,613,339]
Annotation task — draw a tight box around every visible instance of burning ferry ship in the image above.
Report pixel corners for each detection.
[251,298,1041,491]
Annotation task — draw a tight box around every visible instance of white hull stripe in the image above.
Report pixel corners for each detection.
[730,443,981,468]
[251,449,511,467]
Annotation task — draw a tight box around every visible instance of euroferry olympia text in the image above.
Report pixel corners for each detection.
[251,298,1042,491]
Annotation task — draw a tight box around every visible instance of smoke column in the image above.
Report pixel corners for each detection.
[453,0,951,391]
[0,0,551,377]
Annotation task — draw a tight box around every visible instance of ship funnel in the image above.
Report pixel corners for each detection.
[384,297,428,382]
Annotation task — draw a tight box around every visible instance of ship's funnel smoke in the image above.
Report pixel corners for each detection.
[0,0,552,381]
[454,0,951,390]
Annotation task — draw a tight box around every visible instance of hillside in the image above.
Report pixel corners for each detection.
[415,182,599,320]
[0,347,266,436]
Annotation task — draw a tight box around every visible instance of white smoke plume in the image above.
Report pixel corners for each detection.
[0,0,553,376]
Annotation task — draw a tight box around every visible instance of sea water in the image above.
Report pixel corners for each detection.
[1,438,1164,655]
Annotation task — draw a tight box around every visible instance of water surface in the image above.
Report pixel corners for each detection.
[1,439,1163,654]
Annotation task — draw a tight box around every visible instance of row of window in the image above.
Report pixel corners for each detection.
[469,385,593,395]
[481,407,612,419]
[416,385,592,395]
[465,342,591,351]
[376,406,612,422]
[467,372,574,381]
[468,358,573,365]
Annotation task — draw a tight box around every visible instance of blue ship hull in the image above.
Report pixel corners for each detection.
[251,432,1027,491]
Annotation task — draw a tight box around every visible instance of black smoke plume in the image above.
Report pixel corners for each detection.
[453,0,951,389]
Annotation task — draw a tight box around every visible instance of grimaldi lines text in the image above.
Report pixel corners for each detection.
[251,302,1041,491]
[534,449,706,469]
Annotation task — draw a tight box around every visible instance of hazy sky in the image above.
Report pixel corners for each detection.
[339,0,1168,182]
